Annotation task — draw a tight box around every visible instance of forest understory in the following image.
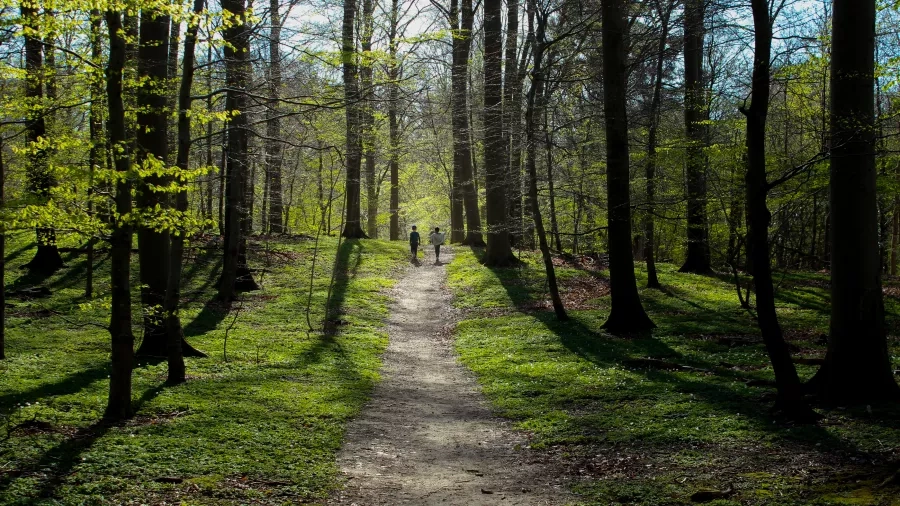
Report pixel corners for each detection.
[0,234,897,505]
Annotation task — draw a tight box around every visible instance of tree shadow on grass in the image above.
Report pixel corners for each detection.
[465,247,884,457]
[4,241,36,266]
[324,239,364,333]
[0,366,109,409]
[0,383,167,502]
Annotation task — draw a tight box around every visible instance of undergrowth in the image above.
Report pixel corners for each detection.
[448,247,900,506]
[0,232,408,505]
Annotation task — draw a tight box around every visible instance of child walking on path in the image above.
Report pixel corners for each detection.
[430,227,445,263]
[409,226,420,260]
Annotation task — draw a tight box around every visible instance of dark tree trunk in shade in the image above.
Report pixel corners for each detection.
[456,0,485,246]
[680,0,712,274]
[342,0,366,238]
[387,0,401,241]
[86,9,104,300]
[266,0,284,234]
[0,135,5,359]
[448,0,464,243]
[525,5,566,321]
[218,0,256,301]
[104,10,135,420]
[643,0,673,289]
[741,0,817,421]
[600,0,654,333]
[21,3,63,274]
[811,0,900,403]
[134,6,173,357]
[164,0,210,384]
[483,0,515,264]
[505,0,523,247]
[545,105,562,252]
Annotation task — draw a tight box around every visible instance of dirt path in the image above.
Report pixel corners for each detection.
[327,245,573,505]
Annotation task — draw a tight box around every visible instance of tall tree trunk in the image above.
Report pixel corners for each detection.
[600,0,654,333]
[525,6,566,321]
[505,0,523,247]
[448,0,465,243]
[218,0,253,301]
[0,135,5,359]
[545,104,561,252]
[812,0,900,402]
[388,0,401,241]
[891,198,899,276]
[165,0,209,384]
[266,0,284,233]
[741,0,816,421]
[104,9,135,420]
[456,0,485,246]
[342,0,366,238]
[21,2,63,274]
[134,5,173,357]
[86,9,104,300]
[361,0,377,238]
[643,0,673,289]
[680,0,712,274]
[483,0,514,264]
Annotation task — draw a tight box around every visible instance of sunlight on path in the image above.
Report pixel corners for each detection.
[327,245,573,505]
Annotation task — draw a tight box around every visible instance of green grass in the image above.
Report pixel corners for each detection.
[0,232,409,505]
[448,248,900,506]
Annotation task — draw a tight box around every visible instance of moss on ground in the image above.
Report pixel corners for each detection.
[448,247,900,506]
[0,232,408,504]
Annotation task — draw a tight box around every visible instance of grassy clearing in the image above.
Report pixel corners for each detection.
[448,247,900,506]
[0,232,409,505]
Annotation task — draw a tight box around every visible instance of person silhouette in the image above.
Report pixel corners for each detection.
[429,227,445,264]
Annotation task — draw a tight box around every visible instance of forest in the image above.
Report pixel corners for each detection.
[0,0,899,503]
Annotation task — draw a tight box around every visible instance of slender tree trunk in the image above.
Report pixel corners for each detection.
[812,0,900,402]
[525,7,566,321]
[448,0,465,243]
[483,0,514,264]
[505,0,523,247]
[361,0,377,238]
[600,0,654,333]
[643,0,672,289]
[266,0,284,233]
[680,0,712,274]
[164,0,209,384]
[891,198,899,276]
[104,9,135,420]
[456,0,485,246]
[545,104,561,252]
[218,0,253,301]
[388,0,401,241]
[741,0,816,421]
[0,135,5,359]
[21,2,63,274]
[86,9,104,299]
[342,0,366,238]
[134,6,173,357]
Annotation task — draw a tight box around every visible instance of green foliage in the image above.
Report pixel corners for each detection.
[0,233,409,504]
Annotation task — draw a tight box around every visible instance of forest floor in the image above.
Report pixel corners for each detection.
[328,245,573,505]
[1,234,899,505]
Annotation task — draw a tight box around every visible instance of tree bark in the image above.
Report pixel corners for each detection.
[104,9,135,420]
[812,0,900,402]
[218,0,254,301]
[266,0,285,234]
[21,2,63,274]
[680,0,712,274]
[86,9,104,300]
[0,135,5,360]
[342,0,366,238]
[643,0,673,289]
[483,0,514,264]
[505,0,523,247]
[388,0,401,241]
[134,5,173,357]
[361,0,377,238]
[525,5,566,321]
[600,0,654,333]
[741,0,817,421]
[456,0,485,246]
